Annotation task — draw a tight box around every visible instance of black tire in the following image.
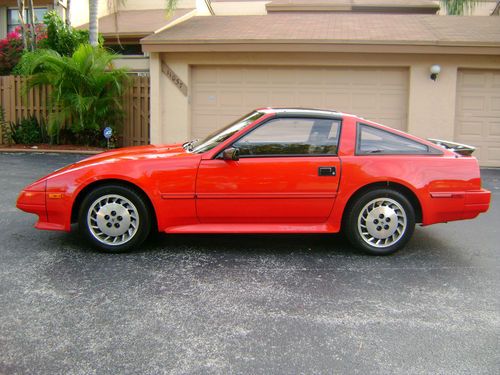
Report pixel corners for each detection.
[345,189,415,255]
[78,184,151,253]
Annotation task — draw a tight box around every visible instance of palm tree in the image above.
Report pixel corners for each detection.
[440,0,478,15]
[66,0,72,27]
[89,0,99,46]
[26,0,36,50]
[22,44,129,144]
[165,0,180,13]
[16,0,27,49]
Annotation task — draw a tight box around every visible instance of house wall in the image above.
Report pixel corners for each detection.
[0,7,6,37]
[437,0,499,15]
[211,1,268,15]
[468,1,498,15]
[0,2,54,38]
[116,0,196,11]
[70,0,197,28]
[113,56,150,73]
[70,0,90,27]
[151,51,500,146]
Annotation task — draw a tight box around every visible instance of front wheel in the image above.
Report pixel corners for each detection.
[78,185,151,253]
[345,189,415,255]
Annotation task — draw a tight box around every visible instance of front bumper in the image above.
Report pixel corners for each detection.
[17,185,68,232]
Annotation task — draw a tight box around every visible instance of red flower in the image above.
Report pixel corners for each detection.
[7,31,21,40]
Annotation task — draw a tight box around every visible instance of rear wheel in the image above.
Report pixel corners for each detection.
[345,189,415,255]
[78,185,151,253]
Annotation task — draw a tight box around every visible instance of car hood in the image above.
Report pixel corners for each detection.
[78,143,187,163]
[45,144,191,179]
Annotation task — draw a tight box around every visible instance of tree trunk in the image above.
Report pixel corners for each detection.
[66,0,72,27]
[89,0,99,46]
[27,0,36,50]
[16,0,28,50]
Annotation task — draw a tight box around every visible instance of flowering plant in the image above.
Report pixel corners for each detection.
[0,25,47,75]
[0,27,23,75]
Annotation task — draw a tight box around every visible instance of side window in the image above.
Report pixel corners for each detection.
[233,117,340,156]
[357,123,429,154]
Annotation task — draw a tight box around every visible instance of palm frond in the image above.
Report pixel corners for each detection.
[165,0,180,15]
[440,0,478,15]
[26,44,129,144]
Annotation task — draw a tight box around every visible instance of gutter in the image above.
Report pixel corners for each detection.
[141,40,500,55]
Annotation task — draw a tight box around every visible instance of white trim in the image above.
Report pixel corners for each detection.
[153,9,197,34]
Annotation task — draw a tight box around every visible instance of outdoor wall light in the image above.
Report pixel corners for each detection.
[430,64,441,81]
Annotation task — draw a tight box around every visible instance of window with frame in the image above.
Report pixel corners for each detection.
[7,7,49,33]
[356,123,430,154]
[233,117,340,156]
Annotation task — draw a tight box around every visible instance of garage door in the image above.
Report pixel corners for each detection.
[191,66,409,139]
[455,69,500,167]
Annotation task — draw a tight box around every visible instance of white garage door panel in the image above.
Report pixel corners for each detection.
[455,69,500,167]
[191,66,409,140]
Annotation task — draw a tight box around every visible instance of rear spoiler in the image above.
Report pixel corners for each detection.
[427,138,476,156]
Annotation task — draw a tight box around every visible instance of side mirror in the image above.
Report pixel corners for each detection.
[222,147,240,161]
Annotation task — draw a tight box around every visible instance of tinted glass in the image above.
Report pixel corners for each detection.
[357,124,429,154]
[233,117,340,156]
[191,111,264,153]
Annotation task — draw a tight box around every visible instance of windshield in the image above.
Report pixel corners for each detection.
[189,111,265,154]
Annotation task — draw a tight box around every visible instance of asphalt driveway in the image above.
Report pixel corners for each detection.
[0,152,499,375]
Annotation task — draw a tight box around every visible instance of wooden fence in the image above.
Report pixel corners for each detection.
[0,75,150,147]
[121,76,150,147]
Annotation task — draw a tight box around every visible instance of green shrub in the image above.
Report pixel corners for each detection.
[23,44,129,146]
[38,11,96,57]
[9,115,48,145]
[13,12,99,76]
[12,48,54,76]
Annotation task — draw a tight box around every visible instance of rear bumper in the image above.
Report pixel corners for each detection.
[463,189,491,219]
[424,188,491,225]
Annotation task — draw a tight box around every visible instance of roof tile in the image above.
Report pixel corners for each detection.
[142,13,500,46]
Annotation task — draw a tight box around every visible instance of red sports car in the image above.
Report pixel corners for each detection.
[17,108,490,255]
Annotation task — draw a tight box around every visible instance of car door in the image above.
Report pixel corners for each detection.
[196,116,342,224]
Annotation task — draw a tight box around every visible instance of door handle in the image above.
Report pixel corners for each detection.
[318,166,336,176]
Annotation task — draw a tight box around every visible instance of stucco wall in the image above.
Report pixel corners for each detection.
[437,0,498,15]
[211,1,268,15]
[117,0,196,11]
[69,1,90,27]
[113,56,150,72]
[70,0,112,27]
[151,51,500,144]
[0,7,6,37]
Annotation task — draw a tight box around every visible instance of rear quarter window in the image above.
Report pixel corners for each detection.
[356,123,432,155]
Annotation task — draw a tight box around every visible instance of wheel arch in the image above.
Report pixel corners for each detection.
[341,181,423,226]
[71,179,159,231]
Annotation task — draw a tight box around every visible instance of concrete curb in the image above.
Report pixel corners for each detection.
[0,148,104,155]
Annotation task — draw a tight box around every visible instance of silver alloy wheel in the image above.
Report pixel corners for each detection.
[357,197,407,248]
[87,194,139,246]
